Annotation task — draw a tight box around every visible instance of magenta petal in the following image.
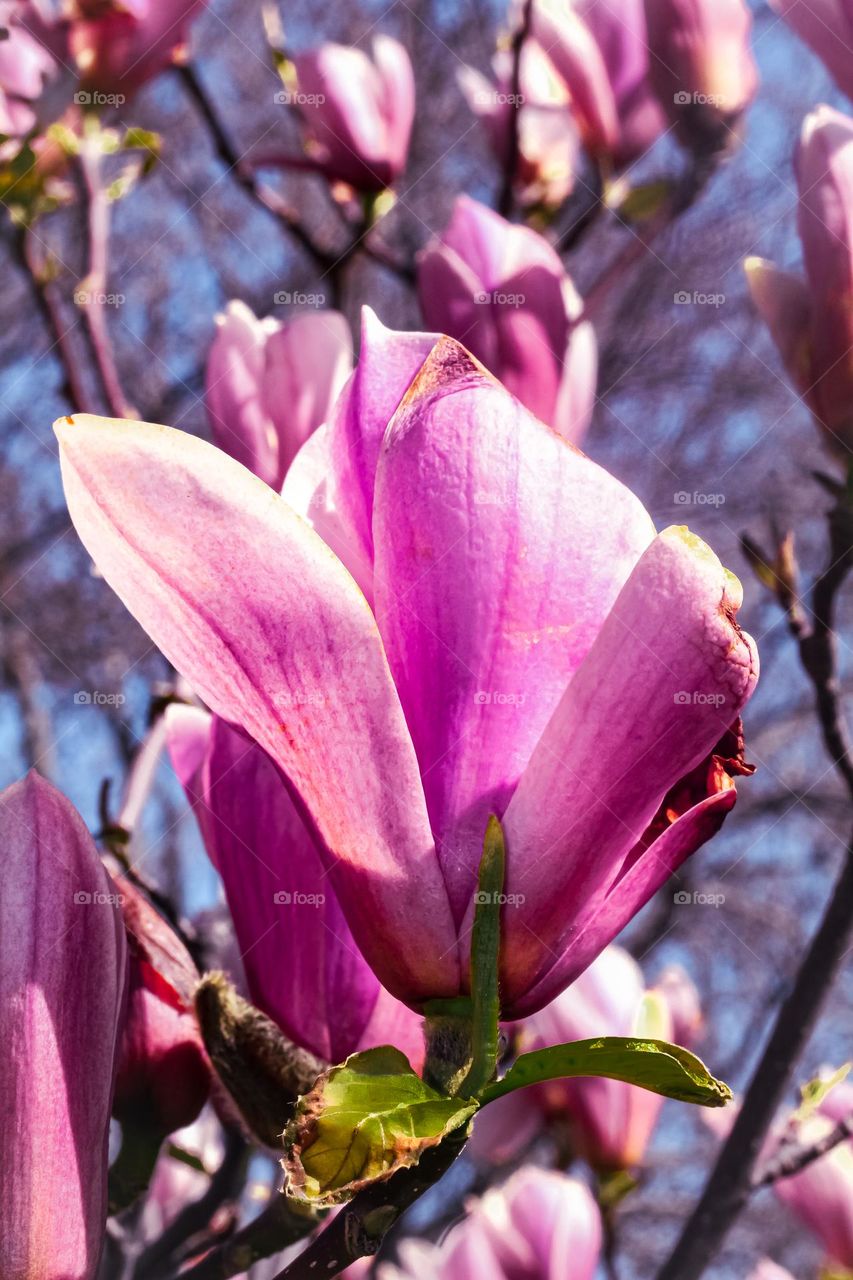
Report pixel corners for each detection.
[513,787,737,1017]
[373,339,654,920]
[56,414,458,1007]
[501,527,758,1012]
[745,257,814,398]
[169,709,423,1065]
[0,773,127,1280]
[530,1,620,156]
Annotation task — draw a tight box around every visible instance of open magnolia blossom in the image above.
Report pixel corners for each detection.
[55,312,758,1022]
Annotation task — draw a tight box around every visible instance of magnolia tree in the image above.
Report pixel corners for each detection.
[1,0,853,1278]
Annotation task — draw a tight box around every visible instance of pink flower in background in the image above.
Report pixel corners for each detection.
[417,196,597,443]
[747,1263,797,1280]
[459,40,580,209]
[166,705,425,1069]
[55,315,757,1019]
[18,0,208,99]
[532,0,666,167]
[572,0,667,165]
[379,1167,602,1280]
[644,0,758,152]
[0,11,58,138]
[291,37,415,192]
[471,947,702,1172]
[522,947,692,1170]
[112,876,210,1138]
[0,773,127,1280]
[770,0,853,100]
[747,106,853,453]
[773,1080,853,1270]
[651,964,705,1049]
[205,301,353,491]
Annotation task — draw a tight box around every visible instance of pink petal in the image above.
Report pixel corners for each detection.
[372,339,654,920]
[501,527,758,1012]
[0,773,126,1280]
[56,414,458,1007]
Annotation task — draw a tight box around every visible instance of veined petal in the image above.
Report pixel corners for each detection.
[56,414,457,1006]
[0,773,127,1280]
[372,339,655,921]
[500,526,758,1011]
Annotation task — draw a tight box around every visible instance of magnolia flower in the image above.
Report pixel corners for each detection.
[0,13,59,138]
[573,0,667,164]
[531,0,665,166]
[417,196,597,443]
[112,875,210,1137]
[166,704,425,1068]
[459,40,580,209]
[773,1080,853,1270]
[19,0,207,99]
[205,301,353,490]
[746,106,853,453]
[0,773,127,1280]
[290,36,415,192]
[644,0,758,152]
[770,0,853,100]
[379,1167,601,1280]
[54,313,758,1020]
[471,947,701,1171]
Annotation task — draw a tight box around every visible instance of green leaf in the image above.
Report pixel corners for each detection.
[283,1046,478,1206]
[479,1037,732,1108]
[793,1063,851,1124]
[459,815,505,1099]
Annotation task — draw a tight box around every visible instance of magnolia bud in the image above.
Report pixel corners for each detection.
[196,972,326,1149]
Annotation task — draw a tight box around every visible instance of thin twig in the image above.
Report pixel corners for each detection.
[173,1193,320,1280]
[497,0,533,218]
[14,226,89,413]
[752,1115,853,1189]
[132,1130,249,1280]
[78,134,136,419]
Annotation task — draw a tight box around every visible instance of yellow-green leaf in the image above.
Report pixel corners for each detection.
[282,1046,477,1206]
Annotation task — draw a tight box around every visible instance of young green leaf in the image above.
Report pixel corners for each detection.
[479,1037,732,1108]
[459,815,505,1099]
[283,1046,478,1206]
